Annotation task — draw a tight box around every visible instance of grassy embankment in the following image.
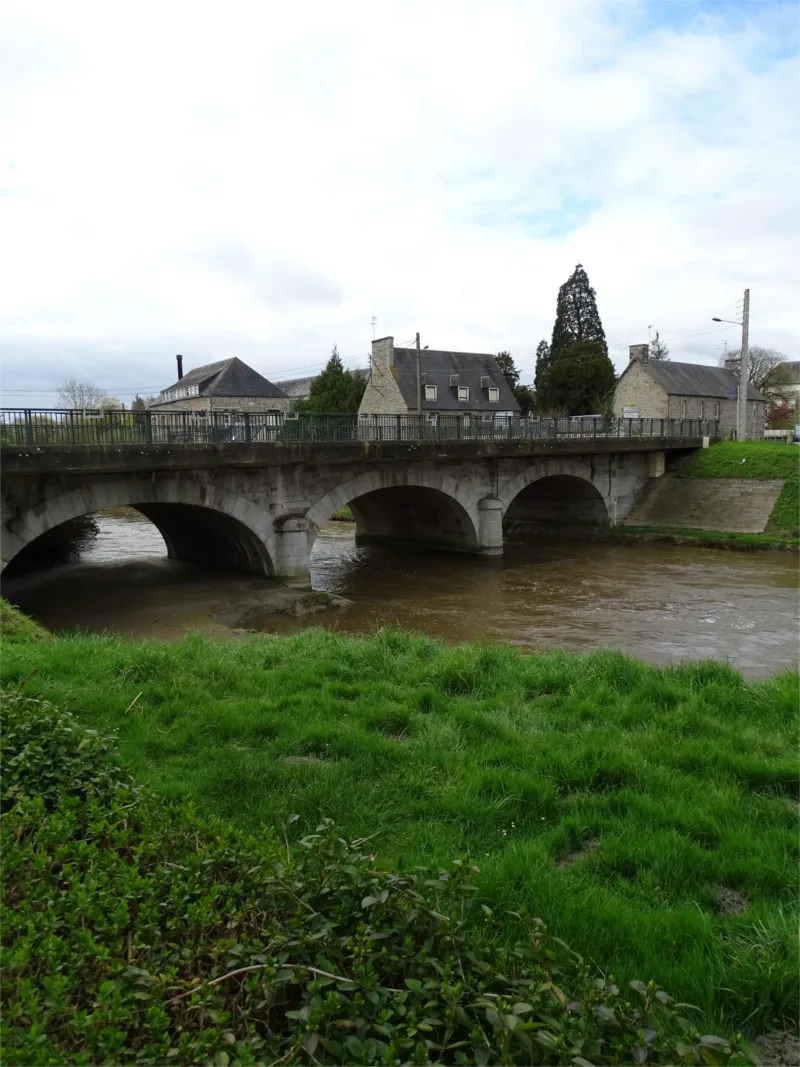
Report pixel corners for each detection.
[2,600,797,1040]
[623,441,799,550]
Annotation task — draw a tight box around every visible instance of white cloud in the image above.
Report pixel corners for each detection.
[0,0,797,405]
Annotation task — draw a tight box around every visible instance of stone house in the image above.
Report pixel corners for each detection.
[614,344,766,439]
[359,336,519,419]
[150,356,291,414]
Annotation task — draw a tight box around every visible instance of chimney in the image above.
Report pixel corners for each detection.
[370,336,395,374]
[629,343,649,364]
[176,354,184,380]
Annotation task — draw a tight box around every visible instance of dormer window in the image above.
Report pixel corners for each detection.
[480,376,490,389]
[488,387,500,403]
[425,384,438,401]
[458,385,470,402]
[449,374,459,387]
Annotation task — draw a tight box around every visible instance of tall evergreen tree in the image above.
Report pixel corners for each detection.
[533,339,551,402]
[538,264,616,414]
[296,346,366,413]
[649,331,669,361]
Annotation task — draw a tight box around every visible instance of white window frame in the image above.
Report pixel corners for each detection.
[699,400,704,420]
[457,385,470,402]
[680,400,687,419]
[424,383,438,401]
[714,401,720,419]
[462,414,471,427]
[488,387,500,403]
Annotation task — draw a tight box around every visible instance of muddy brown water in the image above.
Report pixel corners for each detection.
[3,509,798,677]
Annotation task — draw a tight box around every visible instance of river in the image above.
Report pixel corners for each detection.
[3,509,798,677]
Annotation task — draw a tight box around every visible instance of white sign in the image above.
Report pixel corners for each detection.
[622,406,639,418]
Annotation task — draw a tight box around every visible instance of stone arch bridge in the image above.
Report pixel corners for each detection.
[1,437,699,583]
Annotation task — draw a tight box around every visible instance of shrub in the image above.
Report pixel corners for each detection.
[1,696,754,1065]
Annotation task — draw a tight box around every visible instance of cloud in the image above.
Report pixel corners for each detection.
[0,0,797,406]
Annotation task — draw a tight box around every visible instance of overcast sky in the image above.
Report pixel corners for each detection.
[1,0,798,407]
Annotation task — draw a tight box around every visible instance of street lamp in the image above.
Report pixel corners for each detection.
[712,289,750,441]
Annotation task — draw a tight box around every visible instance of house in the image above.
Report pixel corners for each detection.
[149,356,290,413]
[784,361,800,414]
[614,344,766,439]
[275,368,369,410]
[359,336,519,419]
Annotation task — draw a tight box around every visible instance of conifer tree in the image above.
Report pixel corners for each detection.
[537,265,616,414]
[296,346,366,413]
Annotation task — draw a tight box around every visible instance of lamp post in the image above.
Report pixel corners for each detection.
[712,287,750,440]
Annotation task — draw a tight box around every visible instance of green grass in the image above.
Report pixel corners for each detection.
[0,598,51,644]
[680,441,799,538]
[3,626,798,1037]
[330,505,354,521]
[617,526,799,550]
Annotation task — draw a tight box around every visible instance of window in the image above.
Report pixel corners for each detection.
[680,400,686,419]
[424,384,438,401]
[714,402,720,420]
[458,385,470,401]
[699,401,704,420]
[449,374,459,387]
[488,387,500,403]
[462,414,471,427]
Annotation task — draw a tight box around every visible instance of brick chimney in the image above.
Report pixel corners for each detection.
[629,343,649,364]
[176,354,184,380]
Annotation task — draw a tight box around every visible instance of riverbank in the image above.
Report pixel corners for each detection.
[2,600,797,1043]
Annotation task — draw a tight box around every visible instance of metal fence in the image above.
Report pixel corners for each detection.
[0,409,719,448]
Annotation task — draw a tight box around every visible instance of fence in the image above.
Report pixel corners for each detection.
[0,409,719,448]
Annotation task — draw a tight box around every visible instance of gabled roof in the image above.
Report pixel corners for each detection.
[276,367,369,398]
[158,358,288,400]
[387,348,520,412]
[623,359,765,401]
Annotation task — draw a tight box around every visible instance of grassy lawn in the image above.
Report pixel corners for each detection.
[2,621,797,1036]
[679,441,799,538]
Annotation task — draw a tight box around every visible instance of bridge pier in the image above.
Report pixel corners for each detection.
[477,497,504,555]
[274,516,312,588]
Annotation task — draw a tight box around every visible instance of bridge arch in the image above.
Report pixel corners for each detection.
[500,459,611,532]
[307,470,482,553]
[1,479,276,577]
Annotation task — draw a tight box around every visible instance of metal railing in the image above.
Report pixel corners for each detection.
[0,409,719,448]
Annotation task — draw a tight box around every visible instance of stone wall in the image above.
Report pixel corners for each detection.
[613,362,669,417]
[149,396,291,414]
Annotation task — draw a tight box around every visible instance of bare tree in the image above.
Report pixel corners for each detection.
[56,379,107,409]
[649,331,669,361]
[719,347,791,399]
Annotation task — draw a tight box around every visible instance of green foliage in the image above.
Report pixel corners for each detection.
[495,352,535,414]
[0,599,51,644]
[1,694,136,813]
[1,695,756,1065]
[3,628,798,1037]
[296,347,366,414]
[537,267,616,414]
[680,442,799,538]
[533,340,551,406]
[541,340,616,416]
[649,332,670,361]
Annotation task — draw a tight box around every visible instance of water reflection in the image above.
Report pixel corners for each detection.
[3,510,798,677]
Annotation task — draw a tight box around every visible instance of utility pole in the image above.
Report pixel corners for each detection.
[737,288,750,441]
[415,332,422,415]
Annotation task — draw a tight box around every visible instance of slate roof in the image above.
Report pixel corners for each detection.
[158,358,288,400]
[627,360,765,401]
[787,360,800,386]
[276,367,369,399]
[387,348,520,412]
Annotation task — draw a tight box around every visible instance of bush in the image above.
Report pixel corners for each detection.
[1,696,754,1065]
